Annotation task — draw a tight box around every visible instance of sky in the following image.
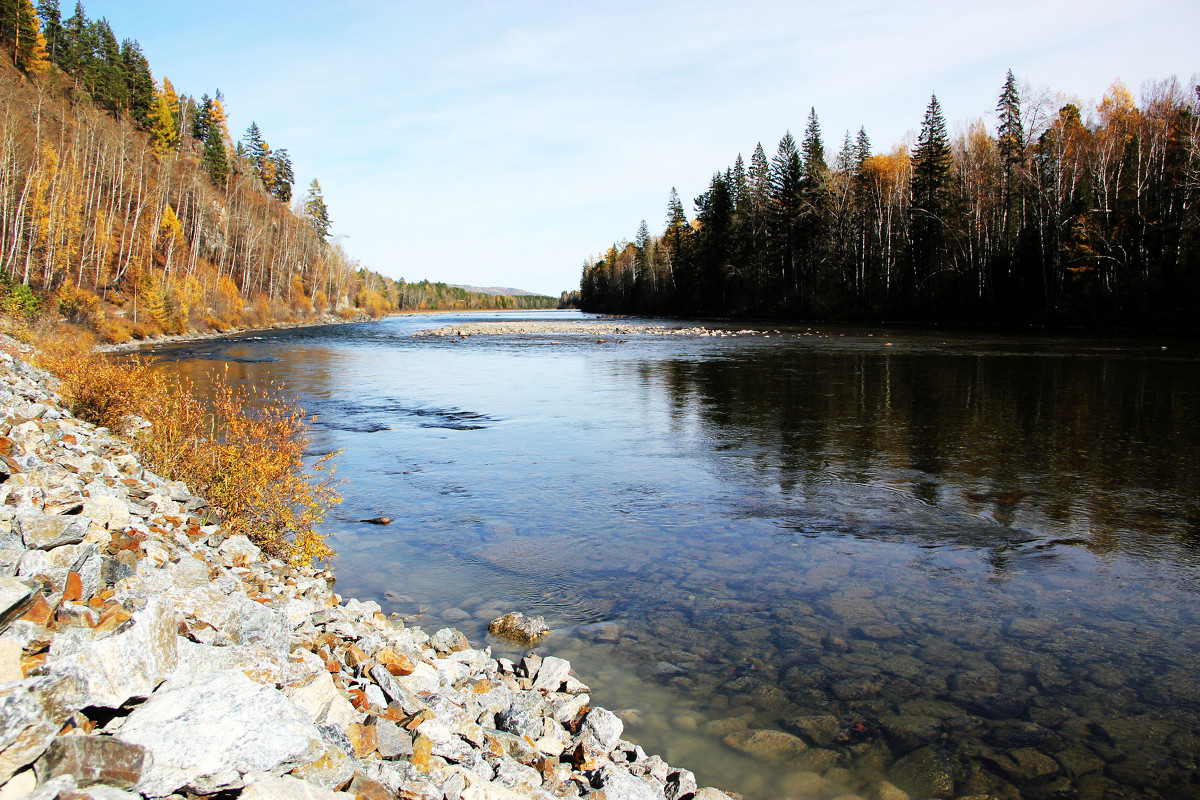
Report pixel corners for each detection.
[85,1,1198,296]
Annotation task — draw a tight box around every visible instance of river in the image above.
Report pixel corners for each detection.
[146,310,1200,800]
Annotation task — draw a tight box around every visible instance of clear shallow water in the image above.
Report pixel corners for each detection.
[148,311,1200,800]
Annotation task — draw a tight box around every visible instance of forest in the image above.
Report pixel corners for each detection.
[0,1,552,343]
[580,73,1200,328]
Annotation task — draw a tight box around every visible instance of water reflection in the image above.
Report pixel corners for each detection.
[144,316,1200,800]
[626,340,1200,558]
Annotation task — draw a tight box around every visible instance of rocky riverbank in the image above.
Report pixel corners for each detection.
[414,322,762,338]
[0,342,733,800]
[95,313,369,353]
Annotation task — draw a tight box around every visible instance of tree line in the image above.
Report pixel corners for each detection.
[0,3,551,342]
[581,72,1200,328]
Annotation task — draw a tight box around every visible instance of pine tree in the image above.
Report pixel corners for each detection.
[57,0,85,73]
[35,0,63,62]
[120,39,153,128]
[304,179,331,238]
[6,0,50,73]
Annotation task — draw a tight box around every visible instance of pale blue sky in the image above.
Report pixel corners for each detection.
[86,1,1197,295]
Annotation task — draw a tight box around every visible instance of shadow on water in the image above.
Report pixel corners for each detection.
[146,314,1200,800]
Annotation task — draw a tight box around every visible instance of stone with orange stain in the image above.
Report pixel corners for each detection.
[62,571,83,603]
[93,603,132,635]
[376,648,415,676]
[20,594,55,628]
[347,774,391,800]
[21,652,48,677]
[343,645,368,668]
[348,688,369,712]
[345,722,377,759]
[410,733,433,772]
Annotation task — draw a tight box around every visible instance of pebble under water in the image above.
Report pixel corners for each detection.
[148,311,1200,800]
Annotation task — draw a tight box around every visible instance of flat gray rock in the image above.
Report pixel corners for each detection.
[15,512,91,550]
[0,576,34,628]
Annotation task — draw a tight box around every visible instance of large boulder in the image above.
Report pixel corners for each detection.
[0,674,85,783]
[116,669,325,797]
[47,597,178,708]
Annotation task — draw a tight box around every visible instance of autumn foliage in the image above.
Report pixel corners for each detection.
[31,326,339,566]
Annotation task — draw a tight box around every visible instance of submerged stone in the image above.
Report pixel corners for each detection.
[487,611,550,644]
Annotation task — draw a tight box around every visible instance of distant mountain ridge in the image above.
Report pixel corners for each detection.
[450,285,547,297]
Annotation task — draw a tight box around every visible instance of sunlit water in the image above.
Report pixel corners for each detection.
[146,311,1200,800]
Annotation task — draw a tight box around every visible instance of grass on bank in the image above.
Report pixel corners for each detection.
[19,320,339,566]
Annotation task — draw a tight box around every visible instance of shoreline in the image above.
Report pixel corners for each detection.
[97,307,576,354]
[0,337,732,800]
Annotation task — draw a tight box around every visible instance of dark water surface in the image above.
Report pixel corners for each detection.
[148,311,1200,800]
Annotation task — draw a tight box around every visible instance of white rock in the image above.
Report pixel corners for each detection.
[47,597,179,708]
[240,772,355,800]
[117,670,325,797]
[531,656,571,692]
[580,707,624,753]
[80,496,131,531]
[284,671,363,730]
[171,638,319,687]
[217,535,261,566]
[0,767,36,799]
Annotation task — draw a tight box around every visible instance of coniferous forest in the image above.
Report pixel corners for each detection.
[0,2,553,343]
[580,73,1200,328]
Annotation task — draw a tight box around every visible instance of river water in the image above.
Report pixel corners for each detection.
[147,310,1200,800]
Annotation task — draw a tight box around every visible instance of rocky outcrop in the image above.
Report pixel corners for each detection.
[0,344,731,800]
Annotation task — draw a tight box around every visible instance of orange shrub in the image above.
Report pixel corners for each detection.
[36,340,339,566]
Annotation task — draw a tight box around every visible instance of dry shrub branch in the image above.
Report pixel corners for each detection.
[30,326,339,566]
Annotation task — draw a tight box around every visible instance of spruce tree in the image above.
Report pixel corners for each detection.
[996,69,1027,264]
[192,94,212,141]
[910,94,953,300]
[271,149,294,202]
[202,123,229,186]
[243,122,265,167]
[304,179,332,238]
[854,127,871,166]
[770,132,803,306]
[996,70,1025,170]
[799,108,831,306]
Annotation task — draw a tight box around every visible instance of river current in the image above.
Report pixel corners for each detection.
[148,310,1200,800]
